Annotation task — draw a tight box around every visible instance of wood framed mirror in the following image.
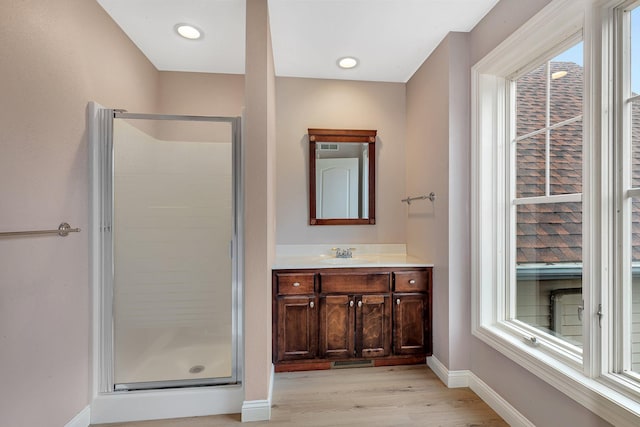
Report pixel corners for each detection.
[308,128,376,225]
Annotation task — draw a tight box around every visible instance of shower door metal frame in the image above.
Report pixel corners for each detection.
[91,108,243,393]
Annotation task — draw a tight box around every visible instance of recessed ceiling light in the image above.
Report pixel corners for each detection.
[337,57,359,69]
[175,24,202,40]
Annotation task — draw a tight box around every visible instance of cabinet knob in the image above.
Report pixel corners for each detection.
[293,282,300,287]
[309,301,314,308]
[357,301,363,308]
[396,299,401,305]
[349,300,354,307]
[409,279,416,284]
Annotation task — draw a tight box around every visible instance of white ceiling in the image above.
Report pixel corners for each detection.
[96,0,499,83]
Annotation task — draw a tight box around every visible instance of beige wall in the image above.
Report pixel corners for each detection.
[0,1,158,426]
[243,0,276,405]
[406,35,452,367]
[0,1,246,426]
[405,30,472,371]
[158,71,245,116]
[446,32,472,372]
[275,77,406,244]
[155,72,244,143]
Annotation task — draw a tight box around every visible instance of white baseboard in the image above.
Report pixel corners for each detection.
[91,385,243,424]
[241,399,271,422]
[64,405,91,427]
[468,372,535,427]
[241,364,274,422]
[427,355,470,388]
[427,356,533,427]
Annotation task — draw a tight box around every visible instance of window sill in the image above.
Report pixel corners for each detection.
[473,324,640,426]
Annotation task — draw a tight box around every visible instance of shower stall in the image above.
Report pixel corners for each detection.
[90,105,242,398]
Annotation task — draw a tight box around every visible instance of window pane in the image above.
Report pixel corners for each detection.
[516,202,583,347]
[550,120,583,195]
[550,42,583,125]
[631,7,640,96]
[516,64,546,137]
[516,133,546,198]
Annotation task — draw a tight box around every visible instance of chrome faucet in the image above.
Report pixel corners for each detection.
[333,247,355,258]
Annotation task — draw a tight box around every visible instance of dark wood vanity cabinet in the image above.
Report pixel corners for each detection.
[273,267,432,371]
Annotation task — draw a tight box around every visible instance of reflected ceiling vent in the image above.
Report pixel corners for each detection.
[318,143,339,151]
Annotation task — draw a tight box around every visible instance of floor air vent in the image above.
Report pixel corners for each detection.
[331,360,374,369]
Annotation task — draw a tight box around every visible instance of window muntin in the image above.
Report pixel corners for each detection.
[512,41,584,349]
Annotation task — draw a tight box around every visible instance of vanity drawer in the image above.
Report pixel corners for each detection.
[320,272,390,294]
[393,270,430,292]
[276,273,315,295]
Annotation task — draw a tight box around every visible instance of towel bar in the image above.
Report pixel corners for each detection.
[0,222,81,238]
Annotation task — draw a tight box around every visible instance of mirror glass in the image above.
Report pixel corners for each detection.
[308,129,376,225]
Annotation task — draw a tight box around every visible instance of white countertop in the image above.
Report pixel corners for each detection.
[273,244,433,270]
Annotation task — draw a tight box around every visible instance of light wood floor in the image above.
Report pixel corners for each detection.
[96,365,508,427]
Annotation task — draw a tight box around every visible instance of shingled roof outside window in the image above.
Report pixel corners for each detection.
[516,62,584,265]
[515,60,640,265]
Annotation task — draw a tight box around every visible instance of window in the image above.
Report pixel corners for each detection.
[471,0,640,424]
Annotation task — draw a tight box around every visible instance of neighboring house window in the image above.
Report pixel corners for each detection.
[472,0,640,423]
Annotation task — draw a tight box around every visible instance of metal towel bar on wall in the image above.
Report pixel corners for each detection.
[0,222,81,238]
[401,192,436,205]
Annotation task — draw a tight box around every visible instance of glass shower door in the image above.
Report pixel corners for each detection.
[111,114,238,390]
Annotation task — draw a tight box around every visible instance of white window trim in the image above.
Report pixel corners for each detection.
[471,0,640,425]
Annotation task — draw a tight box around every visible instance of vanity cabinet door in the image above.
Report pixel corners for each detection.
[357,294,391,358]
[276,296,318,361]
[392,294,430,355]
[319,295,355,358]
